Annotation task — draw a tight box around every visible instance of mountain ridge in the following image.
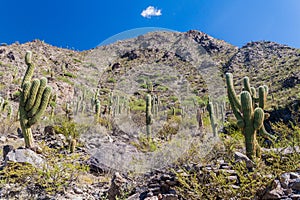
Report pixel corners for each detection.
[0,29,299,114]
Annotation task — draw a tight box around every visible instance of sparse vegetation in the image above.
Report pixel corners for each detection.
[0,32,299,199]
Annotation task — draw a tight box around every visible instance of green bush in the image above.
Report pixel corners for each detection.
[0,145,89,195]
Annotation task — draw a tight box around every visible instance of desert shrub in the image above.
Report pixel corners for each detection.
[131,134,159,152]
[52,116,89,140]
[129,98,145,111]
[271,121,300,147]
[176,159,274,199]
[0,144,89,196]
[158,115,182,140]
[63,71,77,78]
[175,122,300,199]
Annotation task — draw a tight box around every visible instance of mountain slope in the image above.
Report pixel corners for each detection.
[0,30,299,119]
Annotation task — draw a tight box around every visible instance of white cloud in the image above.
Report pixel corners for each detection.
[141,6,162,18]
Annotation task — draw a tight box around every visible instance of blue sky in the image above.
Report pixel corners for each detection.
[1,0,300,50]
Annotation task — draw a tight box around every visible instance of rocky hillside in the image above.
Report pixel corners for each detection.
[0,30,299,199]
[1,31,299,111]
[225,41,300,108]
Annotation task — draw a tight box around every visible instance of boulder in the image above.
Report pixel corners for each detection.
[4,148,45,168]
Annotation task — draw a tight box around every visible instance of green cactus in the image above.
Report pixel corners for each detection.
[151,95,159,117]
[91,88,99,111]
[19,51,52,148]
[7,104,13,119]
[226,73,274,160]
[147,81,153,93]
[196,107,203,130]
[0,96,12,119]
[0,97,4,112]
[112,95,120,116]
[65,102,73,120]
[75,96,82,115]
[95,99,101,122]
[49,94,57,120]
[214,102,219,119]
[220,103,225,126]
[207,102,218,137]
[81,101,86,114]
[70,138,77,153]
[146,94,152,136]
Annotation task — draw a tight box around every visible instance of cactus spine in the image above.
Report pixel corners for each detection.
[226,73,273,160]
[146,94,152,137]
[19,51,52,148]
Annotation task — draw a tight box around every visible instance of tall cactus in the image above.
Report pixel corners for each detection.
[95,99,101,122]
[196,107,203,130]
[146,94,152,137]
[225,73,274,160]
[19,51,52,148]
[207,102,218,137]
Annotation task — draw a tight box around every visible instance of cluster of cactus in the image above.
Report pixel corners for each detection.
[19,51,52,148]
[110,94,130,117]
[75,89,86,115]
[213,101,226,126]
[226,73,274,160]
[206,99,226,136]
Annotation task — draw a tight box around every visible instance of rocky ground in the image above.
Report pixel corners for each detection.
[0,130,299,199]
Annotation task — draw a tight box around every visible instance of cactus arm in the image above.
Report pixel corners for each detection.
[243,76,252,94]
[263,85,269,96]
[22,51,35,87]
[25,79,40,111]
[258,86,267,109]
[253,108,264,130]
[29,77,47,115]
[226,73,241,111]
[259,125,276,141]
[227,89,244,127]
[250,87,257,98]
[27,86,52,126]
[21,82,31,107]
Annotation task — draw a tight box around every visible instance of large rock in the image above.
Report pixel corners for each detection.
[4,148,45,168]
